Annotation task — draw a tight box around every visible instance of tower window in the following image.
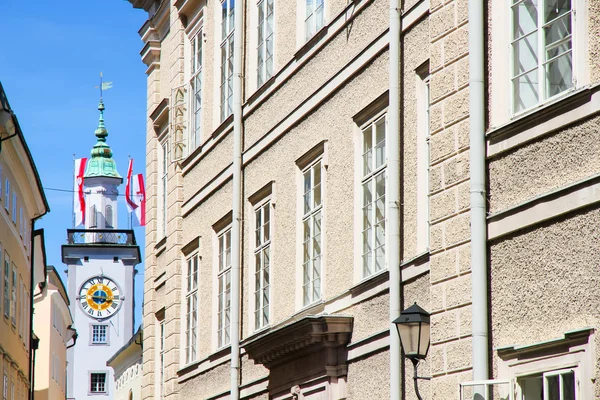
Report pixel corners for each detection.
[91,325,108,344]
[89,373,107,393]
[89,205,97,228]
[105,205,113,228]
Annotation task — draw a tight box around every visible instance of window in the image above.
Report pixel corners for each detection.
[18,208,23,238]
[4,180,9,211]
[89,205,97,228]
[518,368,576,400]
[2,375,6,400]
[305,0,325,41]
[4,252,9,318]
[217,228,232,348]
[302,161,323,306]
[190,29,203,150]
[89,373,107,393]
[105,205,113,228]
[184,254,198,363]
[91,325,108,344]
[158,315,165,399]
[11,266,16,326]
[159,140,168,238]
[8,383,12,400]
[417,71,430,253]
[253,201,271,329]
[11,193,16,224]
[361,116,386,278]
[257,0,274,87]
[220,0,235,122]
[511,0,573,113]
[18,278,22,338]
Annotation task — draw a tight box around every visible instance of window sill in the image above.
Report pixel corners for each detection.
[487,83,600,157]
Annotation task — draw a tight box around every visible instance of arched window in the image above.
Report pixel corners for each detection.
[105,205,113,228]
[89,205,97,228]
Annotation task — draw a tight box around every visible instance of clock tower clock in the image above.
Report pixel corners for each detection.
[62,100,141,400]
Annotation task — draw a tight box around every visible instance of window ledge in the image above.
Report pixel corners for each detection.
[487,83,600,157]
[496,327,594,360]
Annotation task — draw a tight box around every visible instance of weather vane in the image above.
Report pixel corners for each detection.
[94,72,113,100]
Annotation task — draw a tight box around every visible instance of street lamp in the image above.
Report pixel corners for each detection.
[393,302,431,400]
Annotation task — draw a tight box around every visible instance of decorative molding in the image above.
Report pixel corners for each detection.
[488,173,600,241]
[243,316,353,369]
[497,327,594,360]
[181,236,201,256]
[248,181,274,206]
[295,141,328,171]
[352,91,389,127]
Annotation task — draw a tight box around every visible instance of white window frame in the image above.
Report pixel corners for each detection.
[490,0,588,127]
[416,70,430,254]
[154,312,165,400]
[89,372,107,394]
[188,25,204,151]
[18,208,23,238]
[11,193,16,224]
[11,266,16,327]
[358,114,387,279]
[158,138,169,239]
[301,0,325,43]
[2,375,6,400]
[91,324,109,345]
[3,252,10,319]
[4,180,9,212]
[301,160,323,307]
[18,277,22,338]
[252,199,271,331]
[184,253,199,364]
[219,0,235,122]
[256,0,274,88]
[215,226,232,349]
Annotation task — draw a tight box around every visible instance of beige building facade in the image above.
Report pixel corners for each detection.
[0,82,49,400]
[33,265,76,400]
[127,0,600,399]
[107,328,143,400]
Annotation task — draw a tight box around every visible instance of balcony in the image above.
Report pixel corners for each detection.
[66,229,137,246]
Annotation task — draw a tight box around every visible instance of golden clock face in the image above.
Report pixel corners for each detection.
[78,276,122,320]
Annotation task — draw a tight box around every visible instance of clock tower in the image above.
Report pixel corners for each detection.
[62,100,140,400]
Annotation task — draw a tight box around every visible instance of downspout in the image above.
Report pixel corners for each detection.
[29,217,45,400]
[230,0,244,398]
[388,1,401,400]
[468,0,489,389]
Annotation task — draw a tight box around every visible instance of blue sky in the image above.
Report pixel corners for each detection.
[0,1,148,329]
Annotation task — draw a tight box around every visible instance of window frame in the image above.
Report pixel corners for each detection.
[11,193,16,224]
[251,197,272,331]
[105,205,113,228]
[510,0,575,115]
[219,0,235,122]
[300,159,324,307]
[158,138,169,239]
[188,25,204,151]
[416,68,431,255]
[490,0,588,127]
[3,251,10,319]
[215,225,232,349]
[302,0,326,43]
[4,179,9,212]
[184,253,199,364]
[89,372,108,394]
[90,324,109,345]
[256,0,275,88]
[10,265,16,327]
[359,113,387,280]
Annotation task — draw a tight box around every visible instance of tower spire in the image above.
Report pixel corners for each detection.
[84,75,121,180]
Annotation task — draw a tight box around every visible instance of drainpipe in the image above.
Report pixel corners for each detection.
[468,0,489,389]
[388,1,401,400]
[230,0,244,398]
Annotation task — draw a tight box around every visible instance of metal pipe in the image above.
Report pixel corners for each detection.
[412,360,423,400]
[230,0,244,398]
[468,0,489,391]
[388,1,401,399]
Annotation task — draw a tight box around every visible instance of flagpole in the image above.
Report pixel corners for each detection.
[72,154,76,228]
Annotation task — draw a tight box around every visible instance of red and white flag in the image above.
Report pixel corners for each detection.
[125,159,138,214]
[132,173,146,227]
[73,158,87,227]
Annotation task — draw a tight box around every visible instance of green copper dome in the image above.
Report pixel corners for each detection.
[84,100,122,179]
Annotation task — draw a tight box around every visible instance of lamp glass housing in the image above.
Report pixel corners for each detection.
[394,303,431,360]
